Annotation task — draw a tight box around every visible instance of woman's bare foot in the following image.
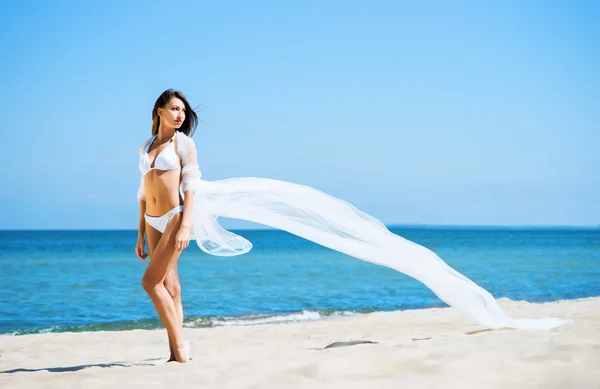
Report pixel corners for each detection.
[166,342,190,363]
[173,344,189,363]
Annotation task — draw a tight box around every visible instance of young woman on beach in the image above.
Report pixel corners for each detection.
[134,90,199,362]
[135,89,568,363]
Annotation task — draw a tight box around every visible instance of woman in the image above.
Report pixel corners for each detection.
[135,89,199,362]
[136,89,568,363]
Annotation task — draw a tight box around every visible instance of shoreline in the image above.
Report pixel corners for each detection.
[1,297,598,388]
[4,295,598,337]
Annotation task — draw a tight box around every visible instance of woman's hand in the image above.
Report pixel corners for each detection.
[175,225,191,251]
[135,235,148,260]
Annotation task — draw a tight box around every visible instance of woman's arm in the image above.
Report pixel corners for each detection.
[175,135,202,251]
[138,199,147,239]
[176,190,195,251]
[135,176,148,260]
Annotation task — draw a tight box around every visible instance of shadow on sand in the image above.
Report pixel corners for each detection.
[0,359,160,374]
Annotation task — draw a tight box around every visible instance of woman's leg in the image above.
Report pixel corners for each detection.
[165,266,183,324]
[146,224,181,361]
[164,266,183,361]
[142,214,188,362]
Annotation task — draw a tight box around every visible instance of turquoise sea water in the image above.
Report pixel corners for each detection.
[1,227,599,335]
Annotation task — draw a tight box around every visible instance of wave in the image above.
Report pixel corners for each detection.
[184,309,367,328]
[2,309,372,336]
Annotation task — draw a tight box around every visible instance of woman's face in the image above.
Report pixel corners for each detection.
[158,97,186,129]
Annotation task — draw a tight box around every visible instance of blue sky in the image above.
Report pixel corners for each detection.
[1,0,598,229]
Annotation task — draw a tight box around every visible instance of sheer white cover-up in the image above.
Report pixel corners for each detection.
[138,132,570,330]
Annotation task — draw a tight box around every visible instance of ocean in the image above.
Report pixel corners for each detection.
[1,227,599,335]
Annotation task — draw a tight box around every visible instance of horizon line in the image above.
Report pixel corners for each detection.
[1,223,598,232]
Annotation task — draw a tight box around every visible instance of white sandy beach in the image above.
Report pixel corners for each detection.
[1,297,599,389]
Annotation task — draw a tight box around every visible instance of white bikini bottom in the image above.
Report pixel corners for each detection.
[144,205,183,233]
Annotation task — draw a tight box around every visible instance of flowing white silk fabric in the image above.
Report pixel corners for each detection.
[189,178,569,330]
[139,132,571,330]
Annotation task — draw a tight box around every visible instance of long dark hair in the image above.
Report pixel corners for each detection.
[151,89,198,137]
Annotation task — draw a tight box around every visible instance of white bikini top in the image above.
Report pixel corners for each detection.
[138,133,181,175]
[137,131,201,202]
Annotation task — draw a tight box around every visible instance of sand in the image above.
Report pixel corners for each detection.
[1,297,599,389]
